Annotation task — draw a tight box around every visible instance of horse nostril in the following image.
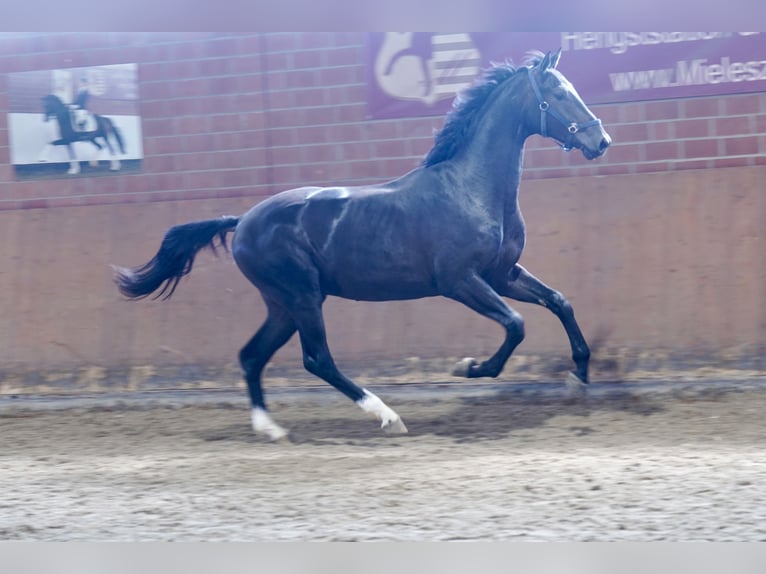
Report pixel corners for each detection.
[599,136,611,153]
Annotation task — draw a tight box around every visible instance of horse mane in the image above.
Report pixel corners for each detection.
[423,51,547,167]
[42,93,64,109]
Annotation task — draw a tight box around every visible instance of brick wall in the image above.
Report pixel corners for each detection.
[2,32,765,211]
[1,33,766,390]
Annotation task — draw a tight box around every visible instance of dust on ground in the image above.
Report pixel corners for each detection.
[1,379,765,541]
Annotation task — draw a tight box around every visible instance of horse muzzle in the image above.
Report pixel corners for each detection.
[581,131,611,160]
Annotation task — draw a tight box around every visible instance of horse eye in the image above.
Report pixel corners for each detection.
[551,85,568,101]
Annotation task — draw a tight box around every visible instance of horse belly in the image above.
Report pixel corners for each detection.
[321,247,438,301]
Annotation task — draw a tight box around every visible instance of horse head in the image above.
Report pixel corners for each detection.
[525,49,611,160]
[41,94,64,123]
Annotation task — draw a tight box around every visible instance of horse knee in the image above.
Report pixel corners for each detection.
[549,291,573,317]
[506,309,525,341]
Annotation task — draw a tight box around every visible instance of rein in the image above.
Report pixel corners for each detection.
[526,67,602,151]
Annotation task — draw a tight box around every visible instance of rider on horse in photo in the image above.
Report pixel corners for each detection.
[72,77,90,131]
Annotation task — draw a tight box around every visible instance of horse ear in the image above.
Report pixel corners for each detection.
[550,48,562,69]
[540,51,553,70]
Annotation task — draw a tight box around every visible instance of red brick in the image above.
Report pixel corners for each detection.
[363,122,399,141]
[204,38,239,59]
[303,145,338,163]
[317,66,359,85]
[334,104,365,123]
[643,100,681,121]
[649,121,675,140]
[715,115,753,137]
[673,159,711,171]
[171,42,205,60]
[231,57,262,75]
[324,46,363,67]
[268,129,295,147]
[374,140,406,159]
[619,103,646,123]
[265,52,290,71]
[590,104,620,124]
[724,136,759,156]
[293,50,324,69]
[271,146,301,165]
[683,97,720,118]
[264,33,298,52]
[633,162,670,174]
[674,118,711,139]
[724,94,762,115]
[339,142,372,161]
[713,157,753,169]
[610,122,650,143]
[683,139,718,159]
[292,88,327,108]
[287,71,322,90]
[238,74,263,93]
[590,164,631,177]
[645,141,680,162]
[601,143,643,164]
[272,165,300,186]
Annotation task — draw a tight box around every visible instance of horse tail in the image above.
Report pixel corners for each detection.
[102,116,126,154]
[111,123,126,154]
[113,215,240,300]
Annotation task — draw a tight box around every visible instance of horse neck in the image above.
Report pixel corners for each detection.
[451,82,532,214]
[52,102,74,135]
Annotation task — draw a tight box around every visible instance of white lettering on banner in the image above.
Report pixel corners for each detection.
[609,56,766,92]
[560,32,747,55]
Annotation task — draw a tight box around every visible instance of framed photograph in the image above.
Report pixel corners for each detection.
[7,63,143,178]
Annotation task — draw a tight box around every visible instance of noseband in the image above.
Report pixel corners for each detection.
[526,67,602,151]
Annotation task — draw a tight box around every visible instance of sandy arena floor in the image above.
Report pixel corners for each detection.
[1,379,765,541]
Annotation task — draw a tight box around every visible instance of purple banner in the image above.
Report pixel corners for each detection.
[366,32,766,119]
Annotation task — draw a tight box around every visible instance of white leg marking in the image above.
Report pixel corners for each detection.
[251,407,289,441]
[110,159,121,171]
[565,372,588,398]
[67,161,81,175]
[357,389,408,434]
[452,357,477,377]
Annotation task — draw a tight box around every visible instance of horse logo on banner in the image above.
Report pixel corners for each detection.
[374,33,481,106]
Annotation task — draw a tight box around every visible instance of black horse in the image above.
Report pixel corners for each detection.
[41,94,126,174]
[114,50,611,440]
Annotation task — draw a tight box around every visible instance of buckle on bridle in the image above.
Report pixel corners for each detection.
[567,124,578,134]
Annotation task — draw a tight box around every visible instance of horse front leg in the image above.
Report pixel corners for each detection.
[445,273,525,379]
[61,143,80,175]
[89,138,103,167]
[494,264,590,395]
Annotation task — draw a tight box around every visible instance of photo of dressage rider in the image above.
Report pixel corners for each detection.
[72,77,90,130]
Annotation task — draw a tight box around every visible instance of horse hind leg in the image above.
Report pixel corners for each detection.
[292,300,407,434]
[100,135,121,170]
[239,304,297,441]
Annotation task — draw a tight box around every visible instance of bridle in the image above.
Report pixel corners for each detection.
[526,67,602,152]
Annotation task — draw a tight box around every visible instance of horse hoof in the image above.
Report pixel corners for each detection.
[565,372,588,398]
[251,408,290,442]
[382,416,408,435]
[452,357,477,377]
